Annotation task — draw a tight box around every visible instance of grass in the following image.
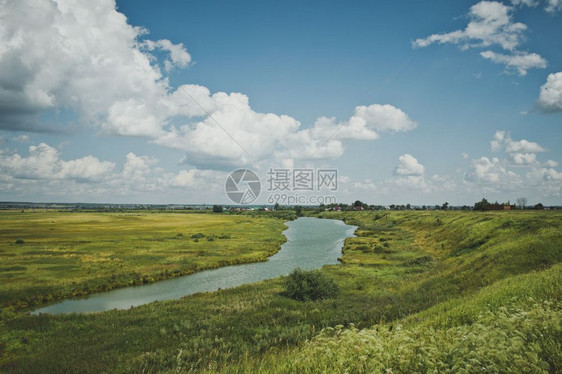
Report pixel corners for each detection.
[0,211,287,310]
[0,210,561,372]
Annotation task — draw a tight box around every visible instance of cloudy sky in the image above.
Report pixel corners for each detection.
[0,0,561,205]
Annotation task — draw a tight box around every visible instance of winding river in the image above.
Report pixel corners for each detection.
[33,217,356,314]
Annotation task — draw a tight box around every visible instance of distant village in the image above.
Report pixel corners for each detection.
[0,198,559,212]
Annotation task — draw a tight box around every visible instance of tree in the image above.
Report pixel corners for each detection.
[274,203,280,211]
[295,205,303,217]
[212,205,223,213]
[534,203,544,210]
[442,202,449,211]
[474,198,490,211]
[516,197,527,209]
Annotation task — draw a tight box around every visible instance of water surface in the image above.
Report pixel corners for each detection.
[33,217,356,314]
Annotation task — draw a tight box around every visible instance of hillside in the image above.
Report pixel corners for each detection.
[0,211,560,372]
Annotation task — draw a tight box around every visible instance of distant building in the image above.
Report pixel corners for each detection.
[483,204,515,211]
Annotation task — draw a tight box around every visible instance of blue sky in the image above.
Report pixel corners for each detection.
[0,0,561,205]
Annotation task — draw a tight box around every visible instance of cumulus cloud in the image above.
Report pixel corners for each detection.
[143,39,192,72]
[464,131,561,196]
[413,1,527,51]
[0,143,115,181]
[0,0,188,135]
[480,50,547,75]
[14,135,30,143]
[491,130,546,154]
[545,0,562,12]
[155,94,417,167]
[510,0,538,6]
[394,154,425,176]
[534,167,562,181]
[414,1,547,74]
[538,72,562,112]
[511,0,562,12]
[121,153,159,182]
[465,156,518,184]
[509,152,539,166]
[0,143,228,201]
[0,0,417,170]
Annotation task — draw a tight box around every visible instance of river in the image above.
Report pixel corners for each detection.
[33,217,356,314]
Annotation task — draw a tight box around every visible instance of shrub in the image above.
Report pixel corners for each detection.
[284,268,339,301]
[191,233,205,239]
[15,238,25,245]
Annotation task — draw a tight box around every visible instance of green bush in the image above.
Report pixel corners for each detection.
[284,268,339,301]
[191,233,205,239]
[14,238,25,245]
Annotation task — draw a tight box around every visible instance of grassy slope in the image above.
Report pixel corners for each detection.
[0,211,560,372]
[0,211,287,309]
[230,210,562,373]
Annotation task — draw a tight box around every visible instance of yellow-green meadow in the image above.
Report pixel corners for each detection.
[0,209,560,373]
[0,210,287,310]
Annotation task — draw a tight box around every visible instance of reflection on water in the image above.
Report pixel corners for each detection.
[33,217,356,314]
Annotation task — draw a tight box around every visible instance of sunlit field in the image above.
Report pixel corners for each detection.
[0,211,287,310]
[0,210,560,372]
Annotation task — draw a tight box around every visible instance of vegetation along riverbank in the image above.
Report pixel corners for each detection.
[0,210,560,373]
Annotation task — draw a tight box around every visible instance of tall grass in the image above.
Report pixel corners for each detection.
[1,210,561,373]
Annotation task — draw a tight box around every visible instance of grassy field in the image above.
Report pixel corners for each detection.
[0,211,288,310]
[0,210,561,372]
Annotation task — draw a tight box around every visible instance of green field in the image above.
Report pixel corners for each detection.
[0,211,288,310]
[0,210,561,373]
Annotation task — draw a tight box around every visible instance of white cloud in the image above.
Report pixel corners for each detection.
[465,131,562,196]
[491,130,546,154]
[0,143,115,181]
[414,1,527,51]
[0,144,229,201]
[0,0,187,135]
[143,39,192,72]
[505,139,546,153]
[526,167,562,184]
[171,170,198,188]
[510,0,539,7]
[0,1,418,170]
[545,0,562,12]
[414,1,547,75]
[14,135,30,143]
[509,152,539,166]
[121,152,159,182]
[480,50,547,75]
[511,0,562,12]
[538,72,562,112]
[536,168,562,181]
[490,130,506,151]
[155,95,417,167]
[394,154,425,176]
[465,156,518,184]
